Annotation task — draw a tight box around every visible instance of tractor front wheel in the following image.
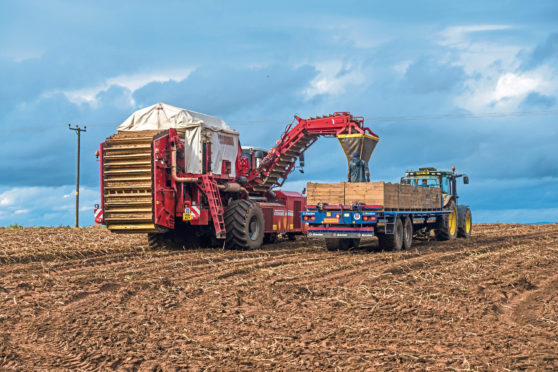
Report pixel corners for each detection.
[224,200,265,250]
[458,207,472,238]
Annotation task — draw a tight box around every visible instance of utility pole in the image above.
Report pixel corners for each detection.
[68,124,86,227]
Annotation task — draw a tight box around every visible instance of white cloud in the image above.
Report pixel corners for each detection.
[303,61,367,98]
[439,24,512,47]
[456,67,557,112]
[0,194,14,206]
[493,72,540,100]
[56,67,196,106]
[0,47,45,62]
[0,185,99,226]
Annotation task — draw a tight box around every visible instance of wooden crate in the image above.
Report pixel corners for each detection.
[306,182,345,205]
[421,187,441,209]
[344,182,383,206]
[307,182,442,210]
[342,182,400,209]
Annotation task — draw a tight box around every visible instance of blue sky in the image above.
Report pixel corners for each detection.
[1,0,557,225]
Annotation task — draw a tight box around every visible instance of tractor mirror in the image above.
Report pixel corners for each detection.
[463,176,469,184]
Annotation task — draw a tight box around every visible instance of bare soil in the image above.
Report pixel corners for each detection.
[0,224,557,370]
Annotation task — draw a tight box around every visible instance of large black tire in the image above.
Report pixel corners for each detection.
[224,199,265,249]
[436,199,458,241]
[325,238,353,251]
[147,232,182,250]
[378,217,403,251]
[403,216,413,250]
[458,206,472,238]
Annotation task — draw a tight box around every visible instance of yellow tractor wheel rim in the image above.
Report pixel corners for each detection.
[449,210,457,236]
[466,213,472,233]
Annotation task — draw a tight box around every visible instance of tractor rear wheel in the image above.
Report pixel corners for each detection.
[378,217,403,251]
[224,199,265,249]
[403,217,413,250]
[458,207,472,238]
[436,199,458,241]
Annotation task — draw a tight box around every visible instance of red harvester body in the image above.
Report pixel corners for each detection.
[98,110,378,249]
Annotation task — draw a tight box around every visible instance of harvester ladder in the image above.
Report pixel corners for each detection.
[201,174,226,239]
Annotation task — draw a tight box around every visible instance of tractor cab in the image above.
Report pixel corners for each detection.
[401,167,469,198]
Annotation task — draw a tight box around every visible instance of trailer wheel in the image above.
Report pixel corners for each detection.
[378,217,403,251]
[436,199,458,241]
[147,232,182,250]
[458,207,472,238]
[403,217,413,250]
[325,238,352,251]
[224,199,264,250]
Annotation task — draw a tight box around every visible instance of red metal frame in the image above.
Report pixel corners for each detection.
[99,112,375,240]
[246,113,379,191]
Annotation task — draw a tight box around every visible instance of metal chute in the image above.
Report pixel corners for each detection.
[337,133,379,165]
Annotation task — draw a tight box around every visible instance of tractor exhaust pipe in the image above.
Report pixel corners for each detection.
[218,182,249,197]
[171,142,198,183]
[171,142,248,196]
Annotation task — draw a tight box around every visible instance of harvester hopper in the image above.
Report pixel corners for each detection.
[337,133,379,165]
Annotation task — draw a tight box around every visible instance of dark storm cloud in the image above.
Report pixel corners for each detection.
[132,64,318,117]
[520,32,558,70]
[402,57,468,94]
[521,92,556,109]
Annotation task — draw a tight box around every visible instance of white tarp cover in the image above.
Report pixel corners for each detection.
[117,103,239,177]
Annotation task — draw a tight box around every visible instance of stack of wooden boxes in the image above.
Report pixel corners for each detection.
[307,182,441,210]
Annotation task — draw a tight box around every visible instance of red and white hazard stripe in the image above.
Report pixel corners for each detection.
[94,208,103,225]
[190,206,200,220]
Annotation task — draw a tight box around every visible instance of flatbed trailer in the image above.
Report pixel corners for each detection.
[302,168,472,251]
[303,205,451,238]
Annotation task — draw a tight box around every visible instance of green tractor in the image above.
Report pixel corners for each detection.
[401,167,472,240]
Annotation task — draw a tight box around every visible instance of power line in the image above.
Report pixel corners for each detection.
[368,110,558,123]
[0,109,557,133]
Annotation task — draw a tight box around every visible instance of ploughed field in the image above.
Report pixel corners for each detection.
[0,225,557,370]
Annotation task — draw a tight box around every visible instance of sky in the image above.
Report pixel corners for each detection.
[0,0,557,226]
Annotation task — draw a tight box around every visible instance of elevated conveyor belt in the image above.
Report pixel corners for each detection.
[249,113,379,194]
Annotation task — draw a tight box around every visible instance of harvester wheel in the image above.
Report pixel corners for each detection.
[224,199,264,250]
[325,238,351,251]
[147,232,182,250]
[458,207,472,238]
[436,199,458,241]
[378,217,403,251]
[403,217,413,250]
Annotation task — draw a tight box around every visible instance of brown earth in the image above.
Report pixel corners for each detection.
[0,224,557,370]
